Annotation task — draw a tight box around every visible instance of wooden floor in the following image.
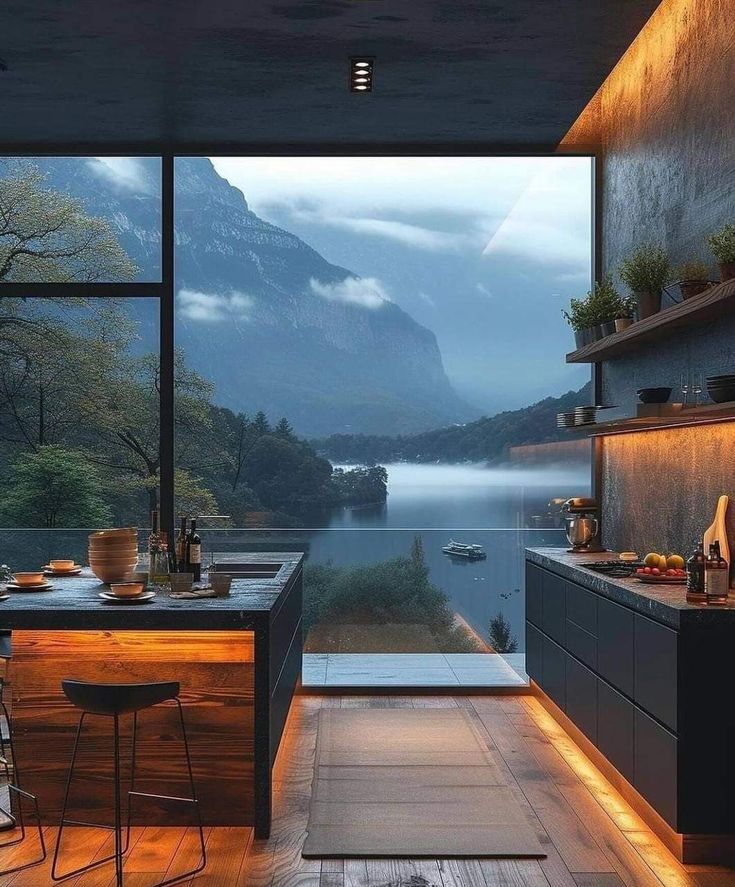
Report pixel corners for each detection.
[2,693,735,887]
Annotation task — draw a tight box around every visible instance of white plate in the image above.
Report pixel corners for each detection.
[44,566,83,576]
[6,581,54,592]
[99,591,156,604]
[0,595,9,602]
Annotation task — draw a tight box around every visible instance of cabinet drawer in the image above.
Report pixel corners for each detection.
[597,597,635,698]
[566,582,597,636]
[635,708,678,828]
[597,680,635,783]
[635,615,677,732]
[526,563,543,628]
[566,655,597,743]
[525,622,543,684]
[543,635,566,712]
[542,570,566,644]
[566,620,597,670]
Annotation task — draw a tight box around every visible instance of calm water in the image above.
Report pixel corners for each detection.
[307,462,590,648]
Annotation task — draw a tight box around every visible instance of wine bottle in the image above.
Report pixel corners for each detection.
[176,516,188,573]
[188,519,202,582]
[686,542,706,603]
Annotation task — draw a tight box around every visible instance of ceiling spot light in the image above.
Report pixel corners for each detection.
[350,57,374,92]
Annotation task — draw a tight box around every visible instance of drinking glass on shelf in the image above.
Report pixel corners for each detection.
[691,371,703,406]
[680,372,689,405]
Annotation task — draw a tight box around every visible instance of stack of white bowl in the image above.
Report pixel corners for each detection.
[88,528,139,584]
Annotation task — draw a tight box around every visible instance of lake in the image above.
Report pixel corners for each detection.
[306,462,590,650]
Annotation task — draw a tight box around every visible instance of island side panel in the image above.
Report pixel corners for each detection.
[10,630,255,826]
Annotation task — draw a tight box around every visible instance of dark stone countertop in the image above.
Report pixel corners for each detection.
[526,547,735,629]
[0,552,303,631]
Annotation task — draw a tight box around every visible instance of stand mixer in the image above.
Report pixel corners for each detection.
[562,498,603,552]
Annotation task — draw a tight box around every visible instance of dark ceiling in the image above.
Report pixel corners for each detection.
[0,0,660,150]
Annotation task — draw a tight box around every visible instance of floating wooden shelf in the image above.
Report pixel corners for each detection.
[566,279,735,363]
[571,401,735,437]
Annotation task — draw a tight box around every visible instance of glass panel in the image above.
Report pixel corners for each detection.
[0,297,160,535]
[0,157,161,282]
[174,156,593,687]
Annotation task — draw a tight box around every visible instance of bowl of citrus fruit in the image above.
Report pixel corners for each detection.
[635,553,686,583]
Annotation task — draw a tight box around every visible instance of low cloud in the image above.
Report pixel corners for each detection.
[309,276,389,309]
[323,216,476,253]
[90,158,155,195]
[475,283,493,299]
[177,289,254,322]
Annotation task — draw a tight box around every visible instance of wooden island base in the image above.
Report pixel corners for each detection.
[9,630,255,826]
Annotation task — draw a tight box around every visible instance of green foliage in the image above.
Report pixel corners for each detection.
[0,445,112,528]
[303,536,480,653]
[314,381,592,464]
[677,260,710,281]
[0,164,137,282]
[331,466,388,505]
[562,296,594,332]
[563,278,626,329]
[708,224,735,263]
[488,611,518,653]
[619,244,671,295]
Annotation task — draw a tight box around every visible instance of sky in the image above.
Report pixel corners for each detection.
[213,156,593,415]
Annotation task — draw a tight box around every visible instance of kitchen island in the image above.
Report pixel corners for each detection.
[526,547,735,864]
[0,553,304,838]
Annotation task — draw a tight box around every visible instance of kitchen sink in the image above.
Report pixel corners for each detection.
[210,561,283,579]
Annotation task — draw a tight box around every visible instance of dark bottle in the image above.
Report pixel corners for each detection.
[187,519,202,582]
[175,516,188,573]
[686,542,706,603]
[705,541,729,605]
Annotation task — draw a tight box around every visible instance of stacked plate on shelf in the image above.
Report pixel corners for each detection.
[706,375,735,404]
[574,405,599,426]
[556,411,576,428]
[88,528,139,584]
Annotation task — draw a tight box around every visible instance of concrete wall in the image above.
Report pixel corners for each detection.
[560,0,735,554]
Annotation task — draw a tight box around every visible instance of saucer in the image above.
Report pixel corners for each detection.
[6,580,54,592]
[99,591,156,605]
[44,565,83,576]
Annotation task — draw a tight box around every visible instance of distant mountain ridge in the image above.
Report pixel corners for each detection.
[313,382,592,464]
[6,156,473,436]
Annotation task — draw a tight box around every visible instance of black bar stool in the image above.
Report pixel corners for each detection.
[51,680,206,887]
[0,631,47,877]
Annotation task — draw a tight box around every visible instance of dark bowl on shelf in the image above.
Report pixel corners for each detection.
[637,387,672,404]
[707,383,735,404]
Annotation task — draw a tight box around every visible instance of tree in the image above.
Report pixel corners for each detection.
[488,611,518,654]
[0,164,138,282]
[252,411,271,435]
[274,417,294,439]
[0,445,112,528]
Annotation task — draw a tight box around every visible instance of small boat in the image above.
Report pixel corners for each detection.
[442,539,487,560]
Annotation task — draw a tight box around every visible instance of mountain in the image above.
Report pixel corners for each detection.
[5,156,473,436]
[313,381,592,464]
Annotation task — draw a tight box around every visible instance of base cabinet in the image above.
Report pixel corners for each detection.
[526,558,735,839]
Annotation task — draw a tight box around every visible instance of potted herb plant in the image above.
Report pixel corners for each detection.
[562,295,595,348]
[615,294,636,331]
[587,277,622,337]
[707,224,735,282]
[677,261,711,300]
[619,244,671,319]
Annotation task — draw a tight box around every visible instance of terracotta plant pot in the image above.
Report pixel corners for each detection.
[679,280,710,300]
[718,261,735,282]
[614,317,633,332]
[635,290,662,320]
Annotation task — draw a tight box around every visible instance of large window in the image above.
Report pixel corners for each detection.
[0,153,593,688]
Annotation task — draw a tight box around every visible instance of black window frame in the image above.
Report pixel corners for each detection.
[0,147,599,541]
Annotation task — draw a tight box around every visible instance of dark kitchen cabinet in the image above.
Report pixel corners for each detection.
[635,614,677,732]
[565,619,597,670]
[526,563,543,628]
[541,570,566,644]
[597,597,635,698]
[542,635,566,712]
[565,655,597,743]
[597,679,635,783]
[635,708,678,828]
[526,622,543,684]
[566,581,597,635]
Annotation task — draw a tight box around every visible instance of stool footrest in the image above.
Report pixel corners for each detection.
[129,790,199,805]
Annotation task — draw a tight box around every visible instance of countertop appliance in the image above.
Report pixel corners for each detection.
[562,498,603,552]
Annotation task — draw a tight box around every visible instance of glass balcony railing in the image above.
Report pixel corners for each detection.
[2,526,569,688]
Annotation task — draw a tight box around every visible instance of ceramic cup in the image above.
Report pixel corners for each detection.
[170,573,194,593]
[109,581,145,598]
[210,573,232,597]
[13,572,45,586]
[49,559,76,571]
